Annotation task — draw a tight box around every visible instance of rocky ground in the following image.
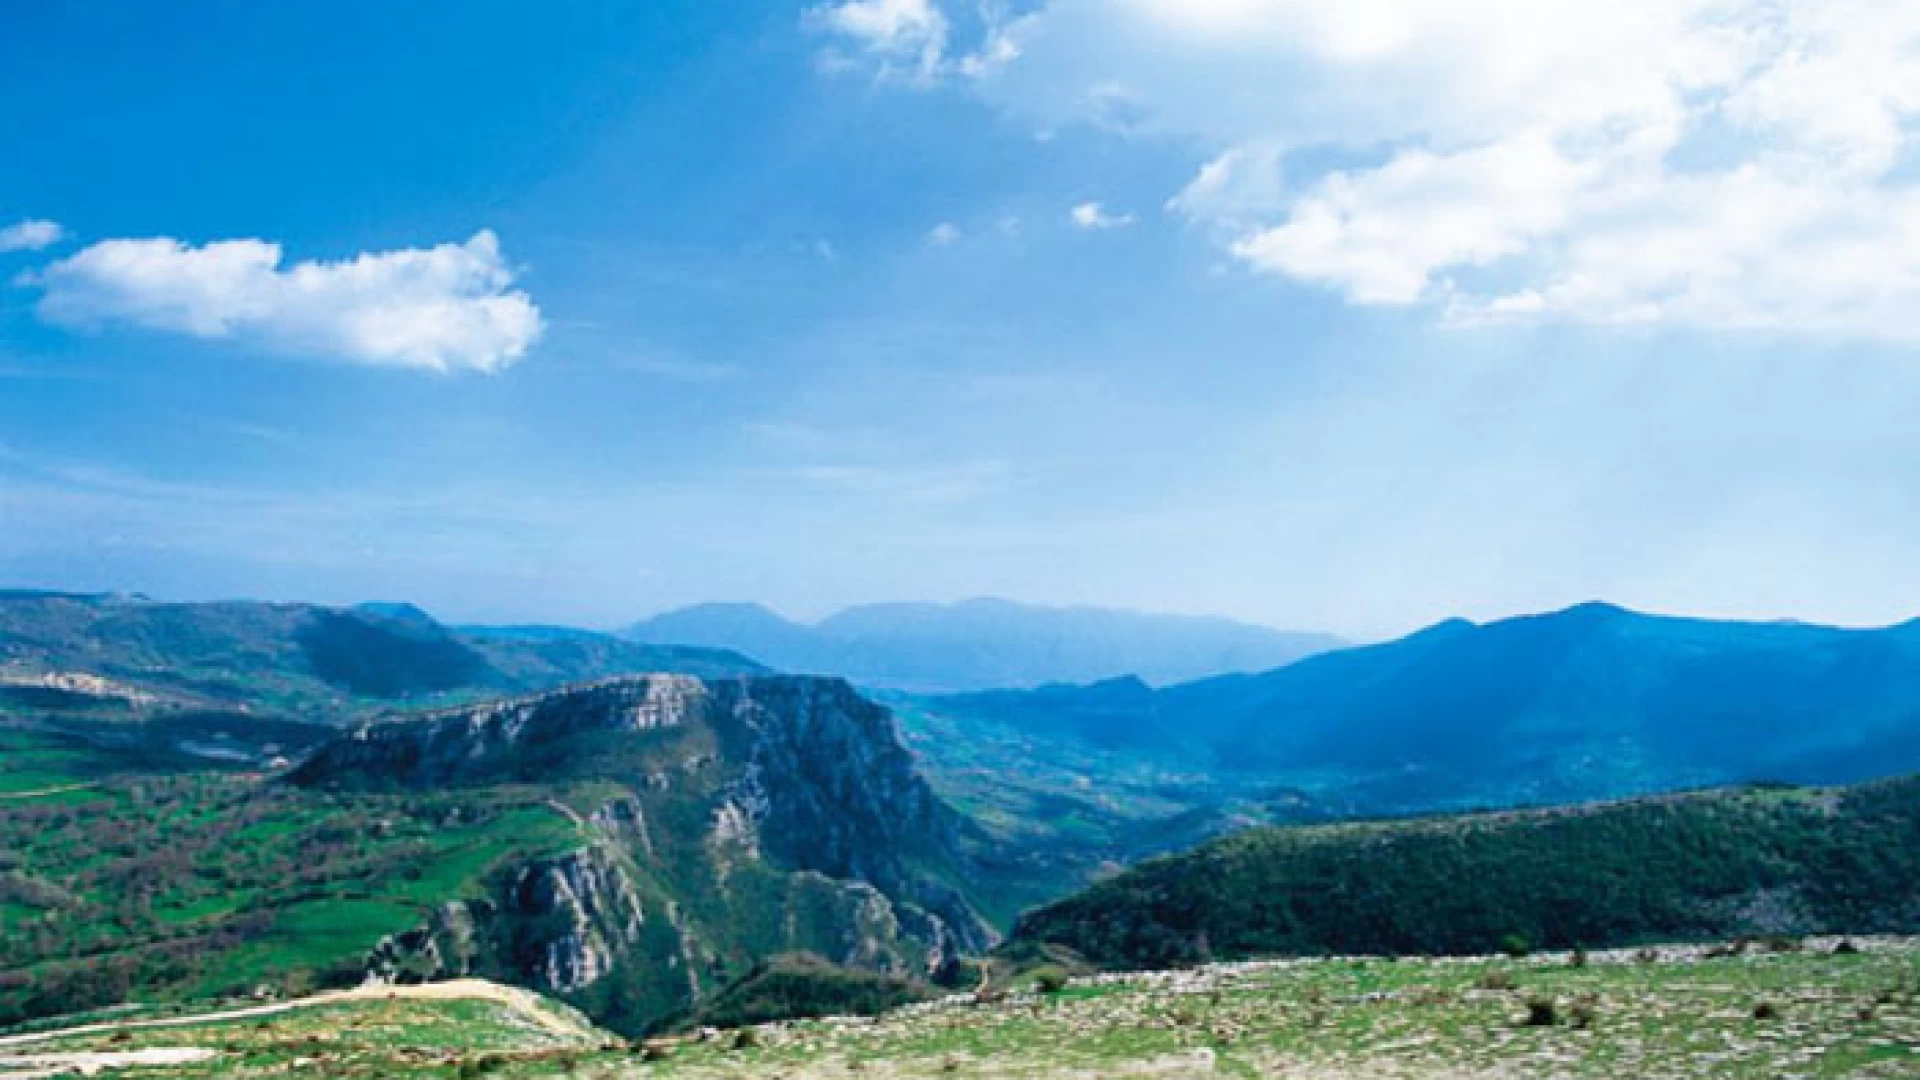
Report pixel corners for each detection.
[5,938,1918,1078]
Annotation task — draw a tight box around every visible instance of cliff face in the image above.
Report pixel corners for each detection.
[294,675,995,1033]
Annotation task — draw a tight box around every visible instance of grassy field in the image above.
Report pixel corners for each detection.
[8,938,1917,1077]
[0,744,585,1024]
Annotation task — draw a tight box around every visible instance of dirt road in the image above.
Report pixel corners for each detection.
[0,978,598,1053]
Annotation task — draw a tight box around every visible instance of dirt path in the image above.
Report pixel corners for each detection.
[0,783,94,801]
[0,979,596,1052]
[0,1046,215,1078]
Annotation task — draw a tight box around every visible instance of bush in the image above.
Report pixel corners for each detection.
[1499,934,1532,959]
[1031,966,1070,994]
[1524,998,1559,1027]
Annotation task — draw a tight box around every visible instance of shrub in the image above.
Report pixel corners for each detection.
[1753,1001,1781,1021]
[1524,998,1559,1027]
[1499,934,1532,959]
[1031,966,1070,994]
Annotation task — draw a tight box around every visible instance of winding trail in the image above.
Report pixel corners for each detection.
[0,979,598,1053]
[0,784,94,801]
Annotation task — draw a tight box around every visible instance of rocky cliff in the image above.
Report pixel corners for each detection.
[292,674,996,1033]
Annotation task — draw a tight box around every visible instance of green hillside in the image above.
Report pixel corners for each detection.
[0,592,762,725]
[1010,775,1920,970]
[0,675,996,1038]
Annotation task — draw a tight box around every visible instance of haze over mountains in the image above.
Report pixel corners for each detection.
[925,602,1920,813]
[623,598,1343,692]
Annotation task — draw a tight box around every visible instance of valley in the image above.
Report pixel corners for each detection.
[6,593,1920,1076]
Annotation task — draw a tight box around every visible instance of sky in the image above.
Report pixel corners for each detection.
[3,0,1920,640]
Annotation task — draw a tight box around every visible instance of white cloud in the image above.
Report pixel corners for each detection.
[928,221,963,245]
[31,230,542,372]
[0,219,63,253]
[1069,202,1134,230]
[811,0,1031,81]
[810,0,949,79]
[862,0,1920,342]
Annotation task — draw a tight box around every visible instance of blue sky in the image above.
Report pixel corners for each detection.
[4,0,1920,638]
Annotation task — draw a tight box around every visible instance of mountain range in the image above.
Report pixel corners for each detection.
[919,602,1920,813]
[0,590,761,728]
[622,599,1342,691]
[10,588,1920,1037]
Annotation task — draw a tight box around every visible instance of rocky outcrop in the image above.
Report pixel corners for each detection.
[296,675,997,1033]
[506,847,648,993]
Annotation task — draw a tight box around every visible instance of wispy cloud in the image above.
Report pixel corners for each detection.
[0,219,63,253]
[809,0,949,81]
[30,230,542,372]
[1070,202,1134,230]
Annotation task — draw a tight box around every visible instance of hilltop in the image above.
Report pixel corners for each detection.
[1009,774,1920,970]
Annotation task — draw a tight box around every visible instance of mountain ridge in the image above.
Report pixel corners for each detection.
[0,591,764,726]
[1008,773,1920,969]
[920,601,1920,813]
[625,598,1342,691]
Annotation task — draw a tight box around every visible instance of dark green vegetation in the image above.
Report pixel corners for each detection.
[625,598,1341,691]
[0,591,761,725]
[924,603,1920,812]
[1010,775,1920,970]
[671,952,933,1031]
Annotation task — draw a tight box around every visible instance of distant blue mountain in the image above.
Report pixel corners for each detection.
[624,598,1343,691]
[927,602,1920,810]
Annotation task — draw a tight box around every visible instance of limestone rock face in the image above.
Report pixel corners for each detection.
[295,675,996,1032]
[506,847,648,994]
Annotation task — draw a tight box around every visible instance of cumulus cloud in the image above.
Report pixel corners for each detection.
[928,220,963,245]
[1069,202,1134,230]
[32,230,541,372]
[0,219,63,253]
[842,0,1920,342]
